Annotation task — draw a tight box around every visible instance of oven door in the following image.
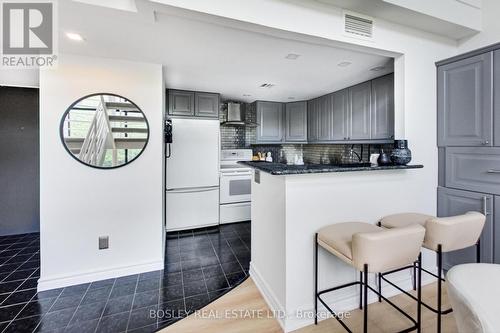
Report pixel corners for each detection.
[220,170,252,204]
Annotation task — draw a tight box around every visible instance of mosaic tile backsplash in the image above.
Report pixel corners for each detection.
[220,102,394,163]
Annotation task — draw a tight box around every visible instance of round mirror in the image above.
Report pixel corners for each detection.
[60,93,149,169]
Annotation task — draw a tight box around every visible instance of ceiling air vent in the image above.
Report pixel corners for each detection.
[344,12,373,39]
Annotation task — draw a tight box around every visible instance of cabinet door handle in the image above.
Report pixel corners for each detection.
[481,140,490,145]
[482,196,490,216]
[487,169,500,174]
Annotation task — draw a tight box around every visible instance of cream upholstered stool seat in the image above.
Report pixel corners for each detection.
[314,222,426,333]
[377,211,486,333]
[446,264,500,333]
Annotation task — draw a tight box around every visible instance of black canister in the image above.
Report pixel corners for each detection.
[391,140,412,165]
[377,149,392,166]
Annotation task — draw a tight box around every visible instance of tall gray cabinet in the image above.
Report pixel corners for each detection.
[437,46,500,269]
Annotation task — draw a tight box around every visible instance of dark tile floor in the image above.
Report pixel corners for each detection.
[0,222,251,333]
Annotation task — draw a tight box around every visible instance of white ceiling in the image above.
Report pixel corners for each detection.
[59,0,393,103]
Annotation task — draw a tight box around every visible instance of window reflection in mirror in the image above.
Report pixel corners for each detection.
[60,93,149,168]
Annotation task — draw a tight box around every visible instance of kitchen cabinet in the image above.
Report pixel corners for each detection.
[317,94,332,141]
[495,50,500,146]
[307,99,318,142]
[195,92,219,118]
[168,90,219,118]
[496,196,500,263]
[256,101,284,143]
[437,52,493,147]
[348,81,372,140]
[285,101,307,142]
[371,74,395,140]
[331,90,348,141]
[445,147,500,195]
[437,187,494,269]
[168,90,195,116]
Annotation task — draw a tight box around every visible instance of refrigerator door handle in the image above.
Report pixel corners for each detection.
[166,186,219,193]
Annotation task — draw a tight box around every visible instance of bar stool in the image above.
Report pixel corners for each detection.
[378,211,486,333]
[314,222,426,333]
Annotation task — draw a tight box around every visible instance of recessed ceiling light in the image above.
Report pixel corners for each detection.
[259,83,275,88]
[337,61,352,67]
[288,97,295,100]
[370,66,386,71]
[285,53,300,60]
[66,32,84,41]
[243,94,252,97]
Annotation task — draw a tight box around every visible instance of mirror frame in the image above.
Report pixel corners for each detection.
[59,92,150,170]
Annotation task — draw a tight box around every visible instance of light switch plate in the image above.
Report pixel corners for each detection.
[99,236,109,250]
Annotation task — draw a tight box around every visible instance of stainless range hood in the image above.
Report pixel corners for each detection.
[221,102,258,127]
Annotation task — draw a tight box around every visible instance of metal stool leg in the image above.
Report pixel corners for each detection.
[413,261,417,291]
[363,264,368,333]
[417,253,422,333]
[377,273,382,302]
[359,272,363,309]
[314,233,318,325]
[437,244,442,333]
[476,239,481,263]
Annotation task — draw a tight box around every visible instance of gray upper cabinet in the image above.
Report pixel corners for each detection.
[371,74,395,140]
[195,92,219,118]
[348,81,372,140]
[168,90,195,116]
[438,186,494,268]
[307,99,319,142]
[495,50,500,146]
[256,101,284,143]
[317,95,332,141]
[331,90,348,141]
[285,101,307,142]
[437,52,493,147]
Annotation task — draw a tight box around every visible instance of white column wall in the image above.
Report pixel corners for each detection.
[38,54,164,290]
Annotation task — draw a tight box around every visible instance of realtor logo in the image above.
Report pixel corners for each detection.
[1,0,57,68]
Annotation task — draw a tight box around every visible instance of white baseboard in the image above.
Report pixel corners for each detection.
[250,263,439,333]
[249,262,286,332]
[37,260,164,292]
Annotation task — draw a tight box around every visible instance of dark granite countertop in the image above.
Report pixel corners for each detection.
[238,161,424,175]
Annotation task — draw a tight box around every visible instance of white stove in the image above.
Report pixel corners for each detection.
[219,149,253,224]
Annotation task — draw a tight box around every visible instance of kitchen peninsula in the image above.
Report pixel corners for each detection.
[244,162,434,332]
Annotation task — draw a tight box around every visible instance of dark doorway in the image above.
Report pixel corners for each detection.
[0,86,39,236]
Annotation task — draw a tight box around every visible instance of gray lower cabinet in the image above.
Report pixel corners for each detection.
[285,101,307,142]
[371,74,394,140]
[348,81,371,140]
[195,92,219,118]
[496,196,500,263]
[437,186,495,269]
[256,101,284,143]
[445,147,500,195]
[495,50,500,146]
[331,90,348,141]
[168,90,195,116]
[437,52,493,147]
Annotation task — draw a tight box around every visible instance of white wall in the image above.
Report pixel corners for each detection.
[38,54,164,290]
[0,69,39,88]
[458,0,500,52]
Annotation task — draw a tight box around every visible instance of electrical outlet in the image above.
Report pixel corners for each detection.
[99,236,109,250]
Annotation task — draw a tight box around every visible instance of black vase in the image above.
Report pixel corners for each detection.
[391,140,412,165]
[377,149,392,166]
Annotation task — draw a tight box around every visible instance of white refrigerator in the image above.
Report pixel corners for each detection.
[166,118,220,231]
